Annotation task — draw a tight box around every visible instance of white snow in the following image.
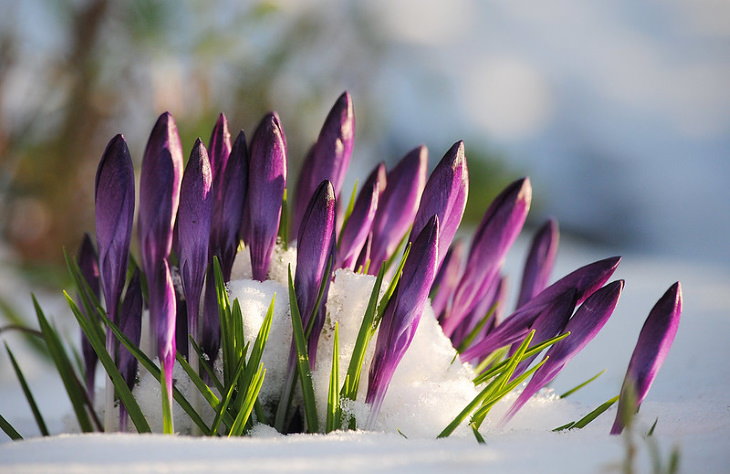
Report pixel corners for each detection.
[1,240,730,473]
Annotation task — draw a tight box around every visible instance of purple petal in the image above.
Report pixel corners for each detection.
[517,218,559,307]
[502,280,624,424]
[294,180,337,366]
[366,215,439,421]
[138,112,184,281]
[118,270,143,390]
[441,178,532,338]
[368,146,427,274]
[410,141,468,269]
[208,113,232,185]
[77,233,100,399]
[460,256,621,362]
[178,139,213,343]
[452,274,507,349]
[292,92,355,236]
[430,239,466,317]
[611,282,682,435]
[336,163,385,270]
[244,113,287,281]
[150,259,177,403]
[95,134,135,324]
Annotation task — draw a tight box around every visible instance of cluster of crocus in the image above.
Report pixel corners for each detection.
[70,90,683,438]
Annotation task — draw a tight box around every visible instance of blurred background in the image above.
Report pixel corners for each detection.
[0,0,728,285]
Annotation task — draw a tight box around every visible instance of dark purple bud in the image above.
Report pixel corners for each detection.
[431,239,466,317]
[452,274,507,349]
[117,270,143,431]
[77,234,100,400]
[201,271,220,364]
[292,92,355,236]
[138,112,184,281]
[410,141,468,268]
[510,289,578,378]
[517,219,559,307]
[244,113,287,281]
[355,232,373,272]
[502,280,624,424]
[460,256,621,362]
[294,180,336,366]
[611,282,682,435]
[336,163,385,270]
[150,260,177,405]
[178,139,213,344]
[368,146,427,274]
[208,113,232,184]
[441,178,532,338]
[95,134,135,325]
[366,215,439,423]
[211,131,247,279]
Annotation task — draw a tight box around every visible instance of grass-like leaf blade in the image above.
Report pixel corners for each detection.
[326,322,340,433]
[0,413,22,440]
[559,369,606,399]
[4,343,49,436]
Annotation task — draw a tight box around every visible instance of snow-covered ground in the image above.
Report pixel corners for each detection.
[1,240,729,473]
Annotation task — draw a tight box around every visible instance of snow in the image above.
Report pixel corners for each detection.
[2,240,730,473]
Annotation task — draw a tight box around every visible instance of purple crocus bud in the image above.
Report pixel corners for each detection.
[138,112,184,281]
[441,178,532,338]
[95,134,135,325]
[460,256,621,362]
[211,130,247,279]
[292,92,355,237]
[517,218,559,307]
[244,113,287,281]
[294,180,336,366]
[610,282,682,435]
[366,215,439,424]
[208,113,232,184]
[452,274,507,349]
[501,280,624,424]
[77,233,100,400]
[368,146,427,275]
[118,270,143,431]
[409,141,468,269]
[178,139,213,345]
[336,163,385,270]
[431,239,466,317]
[150,260,177,405]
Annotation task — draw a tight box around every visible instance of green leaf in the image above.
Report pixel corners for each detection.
[560,370,606,399]
[553,395,619,431]
[326,322,341,433]
[380,230,411,276]
[35,294,94,433]
[473,331,570,385]
[161,369,174,434]
[470,422,486,444]
[64,292,150,433]
[287,266,319,433]
[189,337,225,394]
[0,413,22,440]
[0,296,48,358]
[228,364,266,436]
[278,188,289,248]
[5,343,49,436]
[647,417,658,437]
[337,181,359,249]
[97,302,209,433]
[210,354,248,435]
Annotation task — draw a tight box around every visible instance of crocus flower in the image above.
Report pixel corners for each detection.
[610,282,682,435]
[441,178,532,338]
[292,92,355,237]
[430,239,466,317]
[178,139,213,346]
[368,146,427,274]
[460,256,621,362]
[409,141,468,269]
[201,131,248,364]
[208,113,232,190]
[517,218,559,307]
[366,215,439,425]
[294,180,337,366]
[77,233,100,400]
[138,112,184,281]
[118,270,143,431]
[336,163,385,270]
[150,260,178,406]
[244,112,287,281]
[502,280,624,424]
[211,130,247,279]
[95,134,135,327]
[452,274,507,349]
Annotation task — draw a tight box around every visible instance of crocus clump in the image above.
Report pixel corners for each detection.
[0,91,686,443]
